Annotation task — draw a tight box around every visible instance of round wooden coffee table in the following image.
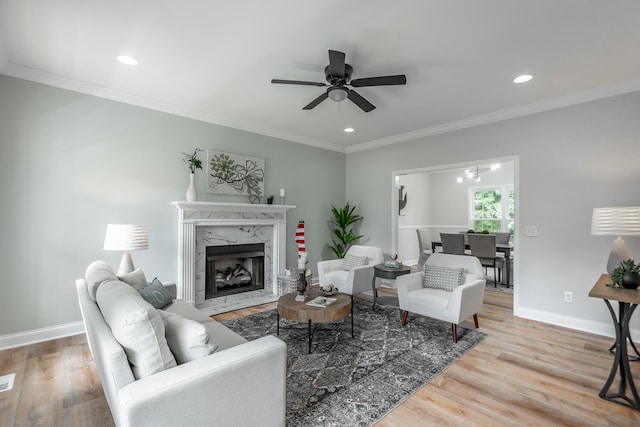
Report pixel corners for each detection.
[277,287,353,353]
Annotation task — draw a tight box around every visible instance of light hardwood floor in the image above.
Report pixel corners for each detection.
[2,289,639,426]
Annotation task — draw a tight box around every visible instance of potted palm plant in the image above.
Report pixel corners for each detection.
[329,202,363,258]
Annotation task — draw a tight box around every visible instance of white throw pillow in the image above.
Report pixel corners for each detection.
[159,311,217,364]
[85,260,118,301]
[342,254,369,270]
[96,280,177,379]
[423,264,465,292]
[118,268,148,290]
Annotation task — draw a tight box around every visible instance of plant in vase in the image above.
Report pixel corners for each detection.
[329,202,363,258]
[182,148,203,202]
[611,259,640,289]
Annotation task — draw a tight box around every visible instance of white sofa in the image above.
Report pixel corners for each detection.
[76,261,287,427]
[396,253,485,343]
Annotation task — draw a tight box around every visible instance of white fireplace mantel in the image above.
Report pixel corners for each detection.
[172,201,295,305]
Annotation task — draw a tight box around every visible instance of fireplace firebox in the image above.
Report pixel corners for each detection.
[205,243,265,299]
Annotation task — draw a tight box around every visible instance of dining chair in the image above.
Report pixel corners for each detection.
[467,233,504,285]
[416,229,432,269]
[439,233,466,255]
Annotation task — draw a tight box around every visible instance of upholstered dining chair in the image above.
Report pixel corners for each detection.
[396,253,485,343]
[317,245,384,298]
[416,229,432,269]
[467,233,504,285]
[439,233,466,255]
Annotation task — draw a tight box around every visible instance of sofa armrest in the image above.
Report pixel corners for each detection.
[116,335,286,427]
[396,272,424,310]
[317,259,343,286]
[162,282,177,299]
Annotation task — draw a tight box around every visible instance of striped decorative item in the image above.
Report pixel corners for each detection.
[295,221,305,254]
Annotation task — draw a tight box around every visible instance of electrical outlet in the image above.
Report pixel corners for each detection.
[525,226,538,237]
[564,291,573,303]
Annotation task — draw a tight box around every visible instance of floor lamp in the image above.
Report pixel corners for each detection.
[103,224,149,276]
[591,207,640,275]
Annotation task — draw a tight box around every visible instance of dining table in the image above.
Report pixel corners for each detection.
[431,240,514,286]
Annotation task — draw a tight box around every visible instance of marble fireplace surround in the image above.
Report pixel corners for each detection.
[172,202,295,313]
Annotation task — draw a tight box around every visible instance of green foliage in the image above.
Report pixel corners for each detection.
[183,148,203,173]
[611,259,640,286]
[329,202,363,258]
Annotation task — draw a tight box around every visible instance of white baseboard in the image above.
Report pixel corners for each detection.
[516,306,640,341]
[0,321,85,350]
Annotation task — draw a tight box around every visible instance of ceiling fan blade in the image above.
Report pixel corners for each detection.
[328,50,346,78]
[350,75,407,87]
[303,92,329,110]
[271,79,327,87]
[348,89,376,112]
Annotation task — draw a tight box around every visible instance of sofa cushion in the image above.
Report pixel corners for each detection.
[423,264,464,292]
[203,321,248,352]
[118,268,148,290]
[342,254,369,270]
[162,300,216,324]
[158,311,217,364]
[138,278,174,309]
[96,280,177,379]
[85,260,118,301]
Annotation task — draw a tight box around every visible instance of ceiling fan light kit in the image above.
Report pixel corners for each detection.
[272,49,407,112]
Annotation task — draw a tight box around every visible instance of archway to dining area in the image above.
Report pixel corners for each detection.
[390,156,518,309]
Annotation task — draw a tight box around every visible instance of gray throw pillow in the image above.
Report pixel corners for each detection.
[341,254,369,270]
[423,264,465,291]
[138,278,174,309]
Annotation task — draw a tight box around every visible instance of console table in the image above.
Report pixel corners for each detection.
[589,274,640,409]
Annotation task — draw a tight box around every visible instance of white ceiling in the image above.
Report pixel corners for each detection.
[1,1,639,153]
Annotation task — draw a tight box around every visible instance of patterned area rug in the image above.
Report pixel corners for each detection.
[222,297,486,426]
[485,280,514,294]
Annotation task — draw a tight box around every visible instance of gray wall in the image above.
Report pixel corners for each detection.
[347,91,640,336]
[0,75,345,336]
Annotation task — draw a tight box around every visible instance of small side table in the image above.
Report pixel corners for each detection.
[589,274,640,409]
[371,263,412,309]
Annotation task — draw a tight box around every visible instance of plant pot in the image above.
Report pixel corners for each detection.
[622,272,640,289]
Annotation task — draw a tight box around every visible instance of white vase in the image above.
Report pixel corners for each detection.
[186,173,198,202]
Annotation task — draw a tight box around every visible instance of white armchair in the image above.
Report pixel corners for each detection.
[396,253,485,343]
[317,245,384,297]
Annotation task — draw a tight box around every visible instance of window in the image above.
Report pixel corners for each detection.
[469,186,514,235]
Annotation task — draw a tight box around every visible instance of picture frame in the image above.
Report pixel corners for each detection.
[206,151,265,199]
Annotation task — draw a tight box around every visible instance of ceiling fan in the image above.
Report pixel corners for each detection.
[271,50,407,113]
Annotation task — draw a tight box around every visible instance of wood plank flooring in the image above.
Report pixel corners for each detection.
[2,289,640,426]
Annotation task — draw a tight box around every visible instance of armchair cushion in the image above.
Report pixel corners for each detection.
[342,254,369,270]
[423,265,465,291]
[324,270,349,288]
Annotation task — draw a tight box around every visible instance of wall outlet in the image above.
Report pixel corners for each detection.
[564,291,573,303]
[525,226,538,237]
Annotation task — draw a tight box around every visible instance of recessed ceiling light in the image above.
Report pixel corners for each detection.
[117,55,138,66]
[513,74,532,84]
[344,127,354,133]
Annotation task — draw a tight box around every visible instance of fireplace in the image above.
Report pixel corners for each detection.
[206,243,265,298]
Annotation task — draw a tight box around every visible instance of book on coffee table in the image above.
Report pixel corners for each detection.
[305,296,337,308]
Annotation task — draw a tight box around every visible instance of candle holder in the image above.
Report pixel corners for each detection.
[295,269,307,301]
[279,196,286,205]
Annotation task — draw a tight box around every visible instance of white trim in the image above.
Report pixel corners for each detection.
[516,306,640,342]
[0,321,84,350]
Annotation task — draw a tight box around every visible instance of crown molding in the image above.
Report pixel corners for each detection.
[346,79,640,154]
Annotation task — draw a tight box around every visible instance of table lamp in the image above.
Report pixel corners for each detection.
[591,207,640,275]
[103,224,149,276]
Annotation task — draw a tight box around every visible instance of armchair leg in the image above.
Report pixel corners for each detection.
[452,323,458,343]
[401,310,408,326]
[473,313,479,329]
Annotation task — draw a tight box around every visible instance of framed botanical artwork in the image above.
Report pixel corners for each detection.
[206,151,265,200]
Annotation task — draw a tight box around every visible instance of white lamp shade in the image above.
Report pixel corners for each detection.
[591,207,640,236]
[103,224,149,251]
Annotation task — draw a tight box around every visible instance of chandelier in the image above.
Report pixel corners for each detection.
[456,163,500,183]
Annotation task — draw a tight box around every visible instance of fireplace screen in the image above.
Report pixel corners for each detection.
[205,243,265,299]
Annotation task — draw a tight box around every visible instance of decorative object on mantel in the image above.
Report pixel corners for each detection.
[279,188,286,205]
[182,148,203,202]
[610,259,640,289]
[267,195,275,204]
[207,151,264,202]
[591,206,640,275]
[103,224,149,276]
[329,202,363,258]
